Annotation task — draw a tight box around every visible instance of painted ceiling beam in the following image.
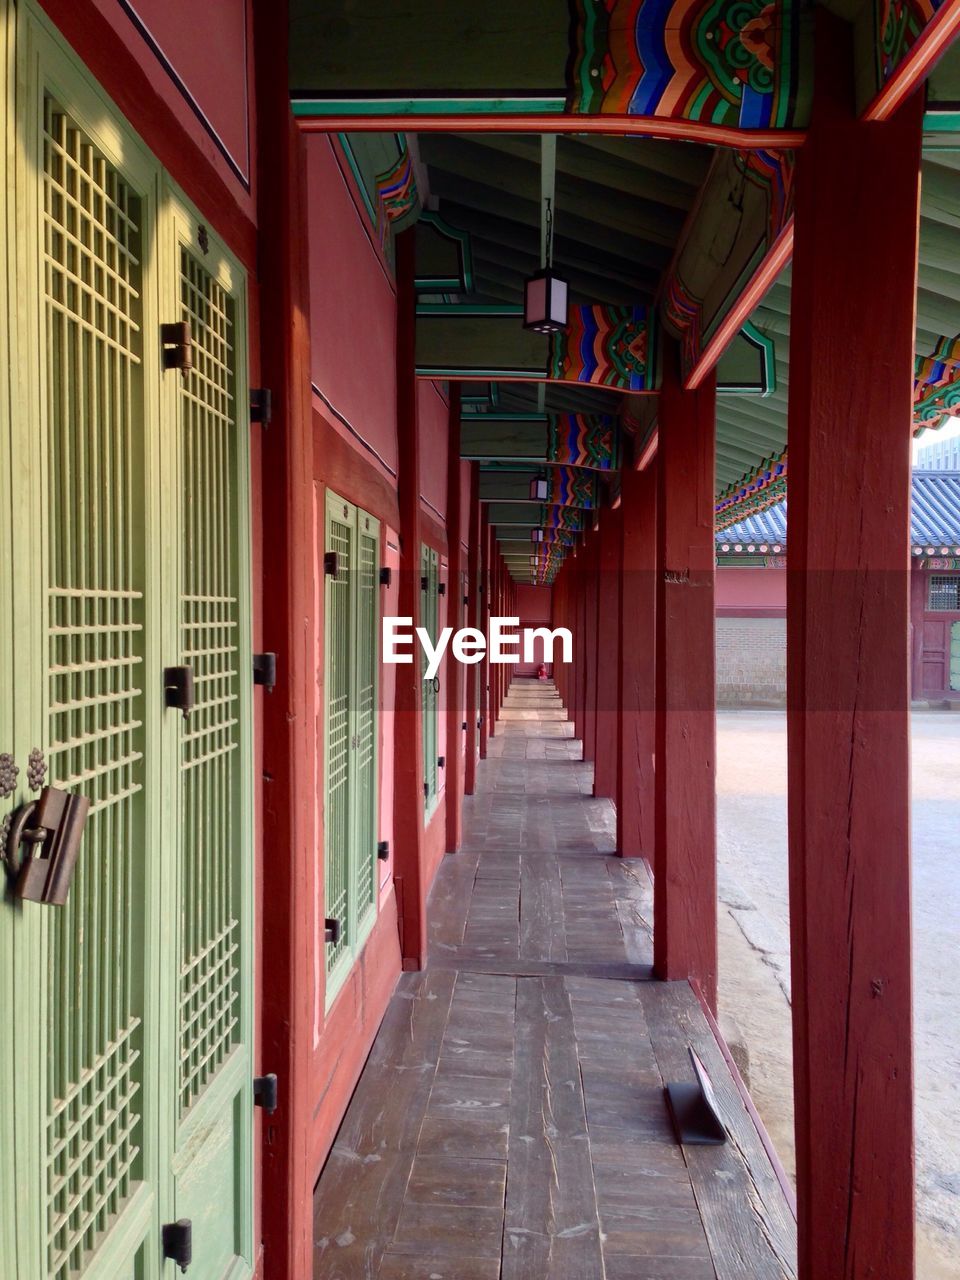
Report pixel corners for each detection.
[417,305,656,392]
[290,0,809,145]
[660,149,796,389]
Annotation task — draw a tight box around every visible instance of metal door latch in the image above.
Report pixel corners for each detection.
[161,322,192,374]
[324,918,341,945]
[164,667,195,717]
[253,1074,278,1113]
[252,653,277,691]
[162,1219,192,1272]
[3,786,89,905]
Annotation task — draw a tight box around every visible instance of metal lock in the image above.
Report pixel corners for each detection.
[4,786,90,905]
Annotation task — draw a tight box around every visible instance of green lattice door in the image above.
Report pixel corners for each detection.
[421,545,439,814]
[323,492,380,1004]
[0,10,253,1278]
[159,201,253,1279]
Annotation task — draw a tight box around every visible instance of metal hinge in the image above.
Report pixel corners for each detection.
[325,551,340,578]
[377,840,390,861]
[324,918,341,945]
[163,667,195,717]
[420,575,429,591]
[161,322,192,374]
[437,756,445,769]
[252,653,277,692]
[437,582,446,596]
[379,567,392,587]
[253,1073,278,1113]
[162,1219,192,1273]
[461,722,468,731]
[250,388,272,426]
[423,781,429,799]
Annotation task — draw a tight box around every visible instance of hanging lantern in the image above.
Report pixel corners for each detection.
[529,473,549,501]
[530,528,544,543]
[523,268,568,335]
[523,183,568,335]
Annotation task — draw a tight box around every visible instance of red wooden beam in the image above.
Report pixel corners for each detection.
[654,337,717,1012]
[594,508,622,801]
[863,0,960,121]
[296,114,806,150]
[787,18,920,1278]
[444,386,464,853]
[393,230,428,969]
[617,460,656,861]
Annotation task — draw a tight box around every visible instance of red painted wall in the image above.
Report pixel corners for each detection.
[38,0,257,254]
[515,584,554,676]
[418,381,449,522]
[715,565,786,614]
[307,136,399,479]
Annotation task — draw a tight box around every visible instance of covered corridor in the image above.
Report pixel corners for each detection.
[313,683,797,1279]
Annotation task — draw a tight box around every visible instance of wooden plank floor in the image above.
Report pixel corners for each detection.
[314,682,797,1280]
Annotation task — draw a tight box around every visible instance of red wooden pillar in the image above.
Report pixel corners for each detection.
[479,510,490,758]
[787,23,921,1278]
[464,464,481,794]
[488,546,499,734]
[654,337,717,1011]
[445,386,464,852]
[574,555,588,744]
[581,531,600,762]
[393,230,427,969]
[617,459,656,860]
[254,2,315,1271]
[594,506,621,799]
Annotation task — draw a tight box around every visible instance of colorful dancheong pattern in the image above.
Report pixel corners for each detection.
[547,468,598,510]
[549,305,653,391]
[547,414,618,470]
[567,0,808,129]
[374,144,419,245]
[914,336,960,434]
[715,449,787,530]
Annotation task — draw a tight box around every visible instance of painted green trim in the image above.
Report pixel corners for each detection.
[292,95,566,117]
[717,321,777,397]
[416,210,475,293]
[417,303,524,316]
[418,366,543,379]
[337,132,377,224]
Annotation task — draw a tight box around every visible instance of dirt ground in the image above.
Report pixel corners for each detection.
[716,709,960,1280]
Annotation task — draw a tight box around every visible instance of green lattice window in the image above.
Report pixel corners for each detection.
[323,491,381,1003]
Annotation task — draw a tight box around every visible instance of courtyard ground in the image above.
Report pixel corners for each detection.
[717,708,960,1280]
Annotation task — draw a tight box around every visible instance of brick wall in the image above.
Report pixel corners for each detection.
[716,616,786,706]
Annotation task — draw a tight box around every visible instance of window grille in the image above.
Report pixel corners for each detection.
[929,574,960,611]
